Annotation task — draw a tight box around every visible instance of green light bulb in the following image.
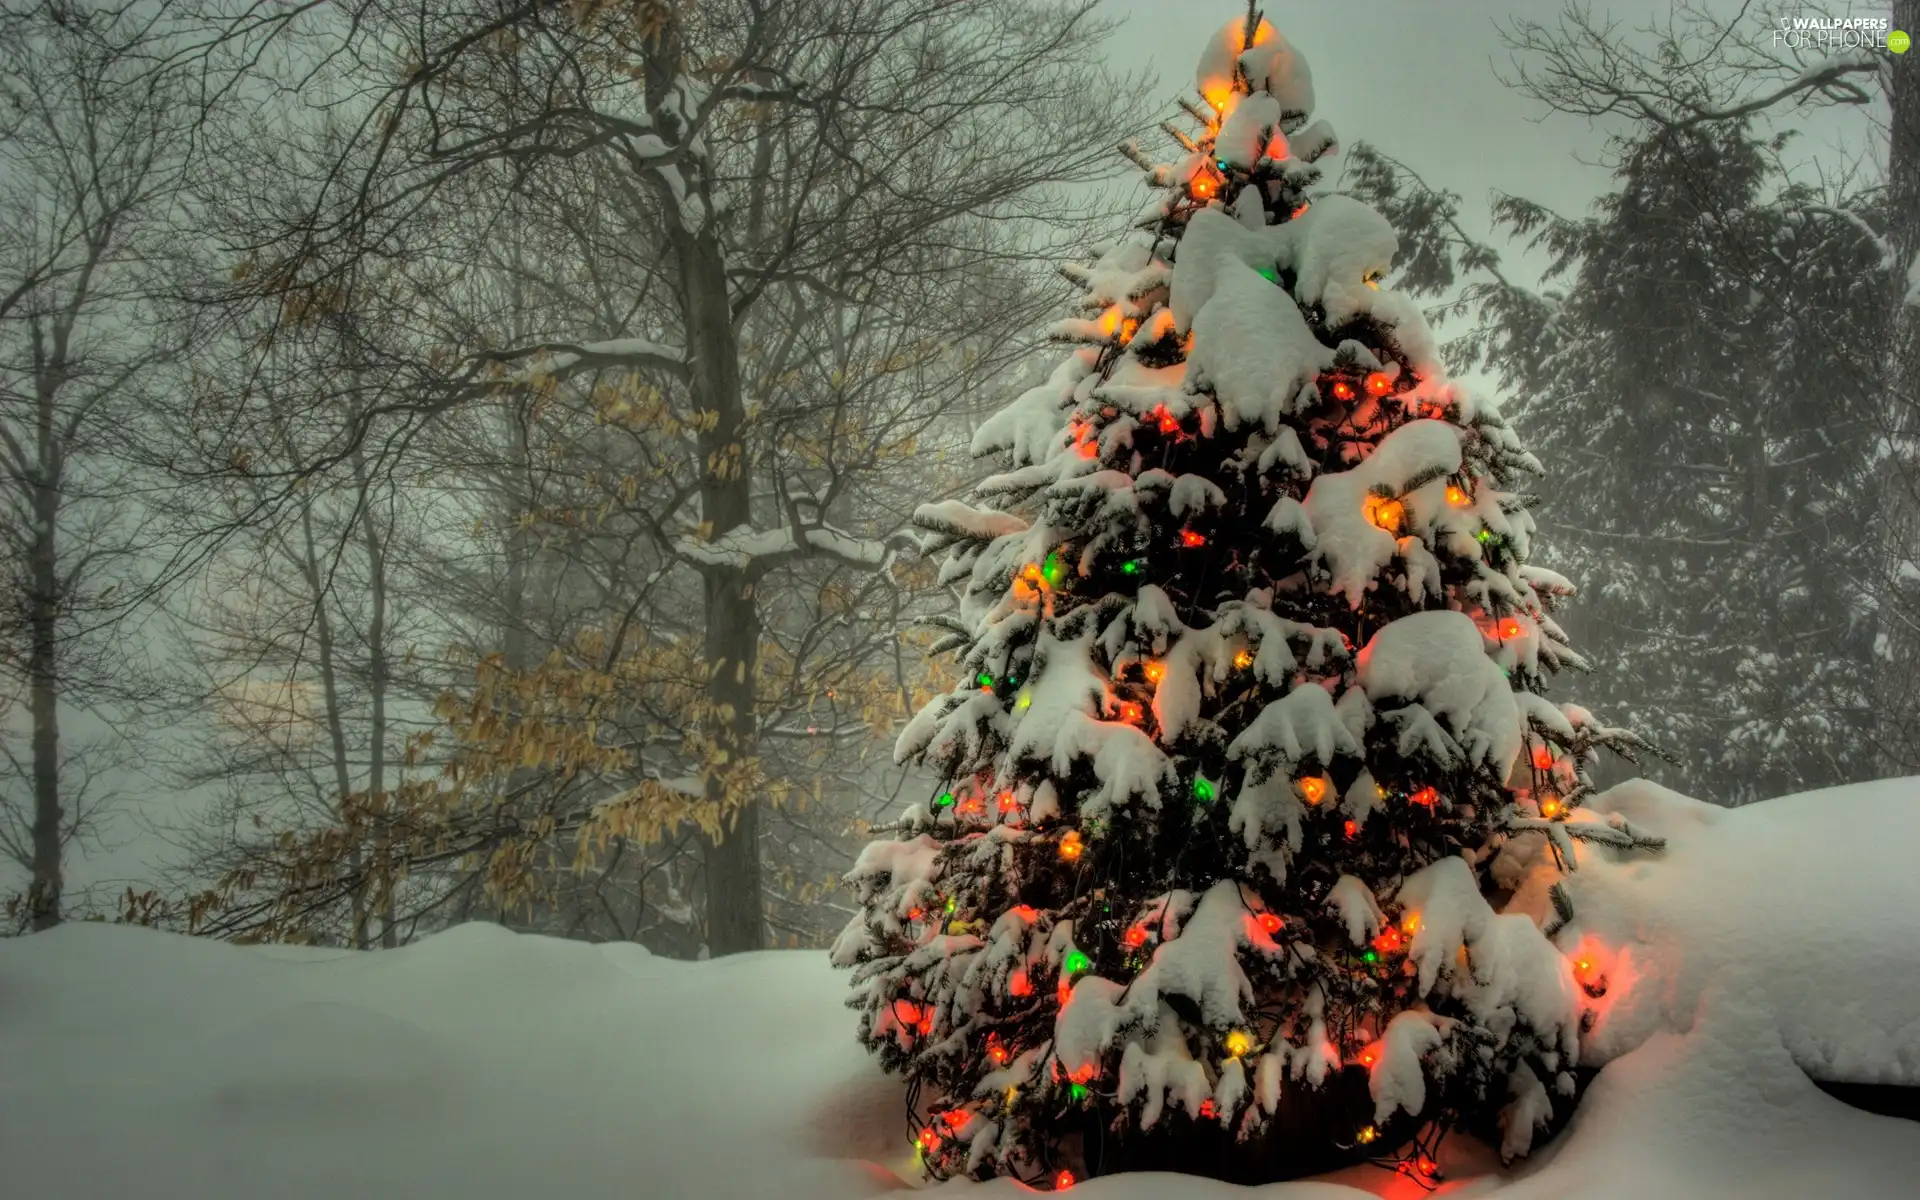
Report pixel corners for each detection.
[1063,949,1091,975]
[1194,778,1216,802]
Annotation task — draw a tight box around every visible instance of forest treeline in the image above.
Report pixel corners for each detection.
[0,0,1914,954]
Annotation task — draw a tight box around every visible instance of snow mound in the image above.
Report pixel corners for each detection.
[1512,777,1920,1087]
[0,923,905,1200]
[201,1000,449,1117]
[5,779,1920,1200]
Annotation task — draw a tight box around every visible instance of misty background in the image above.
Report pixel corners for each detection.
[0,0,1909,955]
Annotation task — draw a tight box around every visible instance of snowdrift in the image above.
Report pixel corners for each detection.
[3,778,1918,1199]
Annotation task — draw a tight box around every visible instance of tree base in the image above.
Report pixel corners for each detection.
[1081,1066,1422,1184]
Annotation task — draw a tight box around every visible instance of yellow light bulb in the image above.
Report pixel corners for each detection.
[1223,1029,1253,1058]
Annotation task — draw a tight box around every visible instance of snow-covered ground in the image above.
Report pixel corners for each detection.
[3,779,1918,1199]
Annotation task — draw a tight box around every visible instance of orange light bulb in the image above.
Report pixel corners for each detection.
[1365,495,1406,534]
[1364,371,1393,397]
[1144,661,1165,684]
[1446,484,1471,506]
[1297,775,1329,805]
[1330,378,1356,402]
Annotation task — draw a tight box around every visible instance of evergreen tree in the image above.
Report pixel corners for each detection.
[1357,115,1887,806]
[832,9,1657,1186]
[1490,123,1884,805]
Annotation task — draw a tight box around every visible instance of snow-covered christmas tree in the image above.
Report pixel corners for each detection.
[832,7,1661,1188]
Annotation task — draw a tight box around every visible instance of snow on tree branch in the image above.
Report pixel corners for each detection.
[485,337,689,383]
[1799,205,1896,271]
[674,523,893,573]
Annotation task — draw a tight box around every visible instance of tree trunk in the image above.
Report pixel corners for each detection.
[1878,0,1920,771]
[349,445,395,948]
[678,223,764,956]
[26,318,65,932]
[27,479,61,931]
[299,495,369,948]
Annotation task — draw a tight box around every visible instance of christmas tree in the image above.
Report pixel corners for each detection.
[832,7,1660,1187]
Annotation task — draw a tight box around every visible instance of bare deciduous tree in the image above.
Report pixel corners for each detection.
[174,0,1145,953]
[0,2,199,928]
